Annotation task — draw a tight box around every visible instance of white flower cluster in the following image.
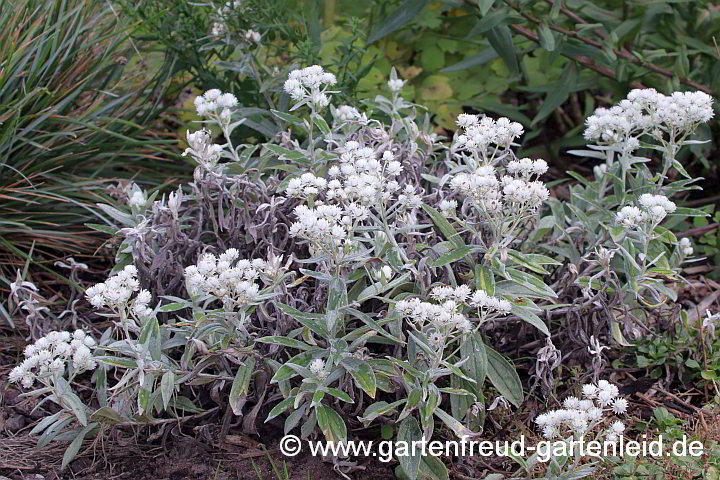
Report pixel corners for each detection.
[287,140,423,255]
[127,185,147,209]
[467,290,512,313]
[9,330,97,388]
[453,114,524,161]
[616,194,676,227]
[244,29,261,43]
[194,89,238,118]
[584,89,714,146]
[182,129,224,170]
[286,172,327,199]
[506,158,548,179]
[211,22,228,37]
[287,142,411,207]
[333,105,368,125]
[427,285,511,314]
[396,297,473,338]
[289,203,368,249]
[438,199,457,217]
[283,65,337,110]
[86,266,155,319]
[184,248,283,308]
[395,285,511,343]
[450,163,549,215]
[535,380,628,440]
[374,265,394,283]
[327,143,408,206]
[679,237,693,256]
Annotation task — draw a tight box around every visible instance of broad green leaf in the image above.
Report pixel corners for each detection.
[460,333,487,386]
[474,265,495,295]
[359,399,407,423]
[138,317,161,361]
[274,303,329,337]
[397,416,423,480]
[327,276,348,334]
[510,303,550,337]
[271,109,303,125]
[506,268,557,299]
[89,407,125,425]
[418,455,449,480]
[312,114,331,136]
[344,308,404,344]
[265,396,295,422]
[538,24,556,51]
[95,356,138,368]
[342,357,377,398]
[158,302,188,312]
[315,405,347,443]
[271,351,315,383]
[421,204,465,249]
[485,346,523,407]
[434,407,476,437]
[160,370,175,410]
[653,226,677,244]
[229,357,256,415]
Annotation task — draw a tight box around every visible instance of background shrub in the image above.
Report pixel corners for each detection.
[0,0,183,295]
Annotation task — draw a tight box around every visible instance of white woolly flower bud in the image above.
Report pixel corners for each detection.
[388,79,405,92]
[309,358,327,379]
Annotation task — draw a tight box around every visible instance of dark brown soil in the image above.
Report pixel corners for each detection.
[0,430,398,480]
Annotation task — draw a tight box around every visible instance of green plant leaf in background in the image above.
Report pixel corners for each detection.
[367,0,431,44]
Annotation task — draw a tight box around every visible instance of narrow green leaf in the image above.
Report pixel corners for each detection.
[160,370,175,410]
[487,25,519,75]
[368,0,431,44]
[62,423,97,468]
[429,245,474,267]
[255,336,313,351]
[421,204,465,249]
[441,49,498,72]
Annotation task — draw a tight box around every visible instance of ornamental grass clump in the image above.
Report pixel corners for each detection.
[8,62,715,478]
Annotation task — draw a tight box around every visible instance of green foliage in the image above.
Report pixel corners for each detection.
[116,0,719,162]
[628,310,720,400]
[329,0,719,154]
[0,0,177,285]
[602,407,720,480]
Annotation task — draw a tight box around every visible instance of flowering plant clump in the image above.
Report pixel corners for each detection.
[11,60,715,478]
[9,330,97,389]
[535,380,627,441]
[501,380,631,478]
